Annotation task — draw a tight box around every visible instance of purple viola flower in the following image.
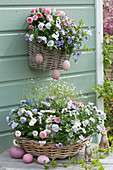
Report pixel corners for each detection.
[56,41,61,47]
[8,121,13,126]
[25,34,29,40]
[45,22,51,29]
[90,117,95,123]
[76,37,79,42]
[97,125,102,132]
[72,28,76,34]
[86,35,88,41]
[79,29,82,38]
[18,110,23,116]
[71,120,74,124]
[68,39,72,44]
[20,117,26,123]
[9,109,15,115]
[77,52,82,57]
[52,124,59,132]
[33,109,37,114]
[11,122,18,129]
[73,52,77,56]
[73,43,78,50]
[75,58,78,64]
[47,40,54,47]
[50,132,55,136]
[38,23,44,30]
[60,40,64,45]
[69,132,73,137]
[56,143,63,148]
[72,125,78,133]
[82,120,89,127]
[38,37,42,43]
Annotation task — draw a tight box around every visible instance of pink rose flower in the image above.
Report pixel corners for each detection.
[45,9,51,15]
[46,15,53,21]
[29,25,34,29]
[54,117,61,123]
[27,17,33,24]
[39,131,47,138]
[41,8,46,13]
[36,12,42,18]
[30,9,35,13]
[33,15,38,20]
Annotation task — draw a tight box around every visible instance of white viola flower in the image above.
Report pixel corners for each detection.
[47,40,54,47]
[88,102,94,105]
[56,23,61,29]
[74,120,81,127]
[79,135,85,141]
[20,100,26,104]
[26,110,33,117]
[29,121,35,126]
[90,117,95,123]
[39,141,46,146]
[29,34,34,41]
[97,125,102,132]
[33,130,38,136]
[42,36,47,43]
[15,130,21,137]
[81,128,86,134]
[56,17,61,24]
[82,120,89,127]
[52,33,59,40]
[31,118,37,124]
[87,29,92,36]
[13,139,20,147]
[45,22,51,29]
[40,110,45,113]
[38,22,44,30]
[61,29,65,35]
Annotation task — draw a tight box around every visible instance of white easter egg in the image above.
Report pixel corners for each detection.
[37,155,50,164]
[62,60,70,71]
[35,53,43,64]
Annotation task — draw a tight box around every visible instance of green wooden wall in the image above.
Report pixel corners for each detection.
[0,0,97,153]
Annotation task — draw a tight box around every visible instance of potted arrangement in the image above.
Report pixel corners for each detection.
[6,80,106,159]
[25,7,92,78]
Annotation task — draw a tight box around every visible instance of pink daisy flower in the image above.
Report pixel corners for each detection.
[57,11,61,15]
[45,9,51,15]
[54,117,61,123]
[35,8,39,12]
[46,15,53,21]
[27,17,33,24]
[39,131,47,138]
[50,8,55,12]
[29,25,34,29]
[41,8,46,13]
[36,12,42,18]
[33,15,38,20]
[30,9,35,13]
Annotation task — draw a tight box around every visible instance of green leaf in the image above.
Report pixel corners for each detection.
[100,147,105,152]
[63,162,67,168]
[44,161,50,170]
[98,166,104,170]
[51,158,58,167]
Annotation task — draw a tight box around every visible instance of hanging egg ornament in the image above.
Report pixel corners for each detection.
[52,70,60,80]
[35,53,43,64]
[62,60,70,71]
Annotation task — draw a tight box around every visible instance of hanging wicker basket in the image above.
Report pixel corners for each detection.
[15,137,87,159]
[29,41,70,71]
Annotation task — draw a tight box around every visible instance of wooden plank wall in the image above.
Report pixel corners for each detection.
[0,0,96,153]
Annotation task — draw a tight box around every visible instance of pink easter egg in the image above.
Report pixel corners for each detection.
[23,154,33,163]
[9,146,24,159]
[52,70,60,80]
[35,53,43,64]
[62,60,70,71]
[37,155,50,165]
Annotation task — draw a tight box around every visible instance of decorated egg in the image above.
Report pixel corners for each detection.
[9,146,24,159]
[23,153,33,163]
[35,53,43,64]
[62,60,70,71]
[52,70,60,80]
[37,155,50,164]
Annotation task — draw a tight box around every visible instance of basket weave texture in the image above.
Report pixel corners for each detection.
[15,137,87,159]
[29,41,70,71]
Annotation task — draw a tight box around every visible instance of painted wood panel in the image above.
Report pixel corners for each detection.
[0,51,95,82]
[0,30,95,57]
[0,0,95,6]
[0,7,95,31]
[0,0,97,153]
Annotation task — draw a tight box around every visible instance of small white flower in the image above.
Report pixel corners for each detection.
[47,40,54,47]
[20,100,26,104]
[39,141,46,146]
[42,36,47,43]
[79,135,85,141]
[87,30,92,36]
[74,120,81,127]
[56,23,61,29]
[15,130,21,137]
[52,33,59,40]
[29,121,35,126]
[13,139,20,147]
[29,34,34,41]
[26,110,33,117]
[33,130,38,136]
[45,22,51,29]
[90,117,95,123]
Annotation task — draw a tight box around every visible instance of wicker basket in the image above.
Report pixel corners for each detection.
[29,41,70,71]
[15,137,87,159]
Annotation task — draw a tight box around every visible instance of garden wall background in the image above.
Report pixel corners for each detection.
[0,0,102,153]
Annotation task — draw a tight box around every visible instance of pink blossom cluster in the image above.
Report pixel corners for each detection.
[103,0,113,35]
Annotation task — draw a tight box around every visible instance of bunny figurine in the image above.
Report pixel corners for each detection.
[85,137,93,162]
[99,127,110,149]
